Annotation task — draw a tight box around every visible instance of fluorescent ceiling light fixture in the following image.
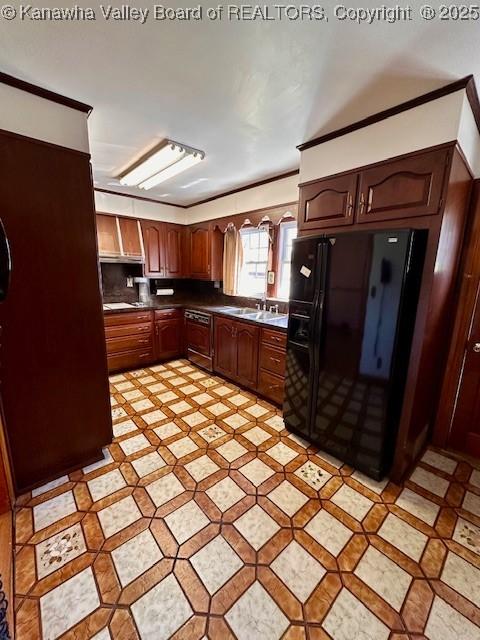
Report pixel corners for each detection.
[138,151,204,190]
[118,139,205,190]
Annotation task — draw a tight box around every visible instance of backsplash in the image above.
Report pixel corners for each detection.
[100,263,143,303]
[101,264,288,312]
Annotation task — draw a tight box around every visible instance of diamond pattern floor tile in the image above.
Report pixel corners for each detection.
[146,472,185,507]
[190,535,243,594]
[354,546,412,611]
[206,477,246,511]
[305,509,353,555]
[112,529,162,587]
[14,359,480,640]
[131,574,193,639]
[322,588,389,640]
[234,504,280,550]
[225,581,289,640]
[268,480,309,517]
[40,567,100,640]
[271,540,326,602]
[165,499,210,544]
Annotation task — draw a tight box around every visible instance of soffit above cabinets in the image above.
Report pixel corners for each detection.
[1,16,480,204]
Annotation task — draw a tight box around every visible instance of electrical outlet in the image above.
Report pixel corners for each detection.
[267,271,275,285]
[126,277,134,288]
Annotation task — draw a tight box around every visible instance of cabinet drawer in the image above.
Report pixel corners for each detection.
[261,328,287,349]
[104,322,151,339]
[154,308,182,320]
[107,348,154,373]
[104,311,152,326]
[259,344,286,376]
[106,333,152,355]
[258,369,285,405]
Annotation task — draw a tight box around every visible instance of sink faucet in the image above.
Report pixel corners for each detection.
[269,304,279,314]
[261,294,267,311]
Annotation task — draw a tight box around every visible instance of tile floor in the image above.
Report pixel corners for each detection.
[13,359,480,639]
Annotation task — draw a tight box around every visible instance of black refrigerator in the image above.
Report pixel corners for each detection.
[283,229,427,480]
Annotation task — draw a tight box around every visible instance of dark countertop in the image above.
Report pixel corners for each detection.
[103,302,289,332]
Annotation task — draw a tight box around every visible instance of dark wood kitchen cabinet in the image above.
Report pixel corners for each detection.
[154,309,183,360]
[190,226,210,278]
[141,220,165,277]
[105,311,154,372]
[118,217,143,258]
[214,317,285,398]
[299,173,357,230]
[214,317,237,379]
[96,214,143,260]
[141,220,183,278]
[1,131,112,492]
[165,224,183,277]
[236,323,260,388]
[187,223,224,280]
[96,214,121,257]
[298,147,449,232]
[356,148,448,223]
[257,328,287,405]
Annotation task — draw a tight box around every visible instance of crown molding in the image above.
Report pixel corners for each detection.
[298,75,479,152]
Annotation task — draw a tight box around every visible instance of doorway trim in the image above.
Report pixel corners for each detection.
[434,179,480,447]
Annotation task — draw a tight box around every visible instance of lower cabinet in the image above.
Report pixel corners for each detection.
[213,317,286,400]
[257,328,287,405]
[154,309,183,360]
[236,322,260,389]
[104,311,154,373]
[213,317,238,380]
[214,317,259,390]
[104,309,183,372]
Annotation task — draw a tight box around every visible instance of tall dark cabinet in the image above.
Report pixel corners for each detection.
[0,129,112,493]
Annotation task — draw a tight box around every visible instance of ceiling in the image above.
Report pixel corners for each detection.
[1,3,479,206]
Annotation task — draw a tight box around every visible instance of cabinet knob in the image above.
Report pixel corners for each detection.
[473,342,480,353]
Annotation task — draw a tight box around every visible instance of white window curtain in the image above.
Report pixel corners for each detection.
[223,225,242,296]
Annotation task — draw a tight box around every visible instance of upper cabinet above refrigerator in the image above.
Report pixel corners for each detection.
[298,147,449,233]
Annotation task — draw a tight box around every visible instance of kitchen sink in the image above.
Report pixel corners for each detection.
[226,307,259,315]
[243,311,288,321]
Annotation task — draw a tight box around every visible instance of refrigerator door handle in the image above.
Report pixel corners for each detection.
[0,219,11,301]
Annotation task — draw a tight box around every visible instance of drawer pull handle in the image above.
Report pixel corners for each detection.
[270,357,281,364]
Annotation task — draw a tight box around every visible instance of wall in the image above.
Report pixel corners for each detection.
[94,172,299,226]
[0,83,89,153]
[186,173,299,223]
[299,89,480,182]
[94,190,186,224]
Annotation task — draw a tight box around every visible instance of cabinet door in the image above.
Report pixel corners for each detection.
[236,322,260,389]
[182,227,191,277]
[214,317,236,378]
[118,217,143,257]
[96,214,121,256]
[141,221,165,277]
[190,226,210,279]
[357,148,448,223]
[299,174,357,231]
[155,319,182,360]
[165,224,183,277]
[186,321,211,356]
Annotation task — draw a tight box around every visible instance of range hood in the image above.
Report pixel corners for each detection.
[99,254,144,264]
